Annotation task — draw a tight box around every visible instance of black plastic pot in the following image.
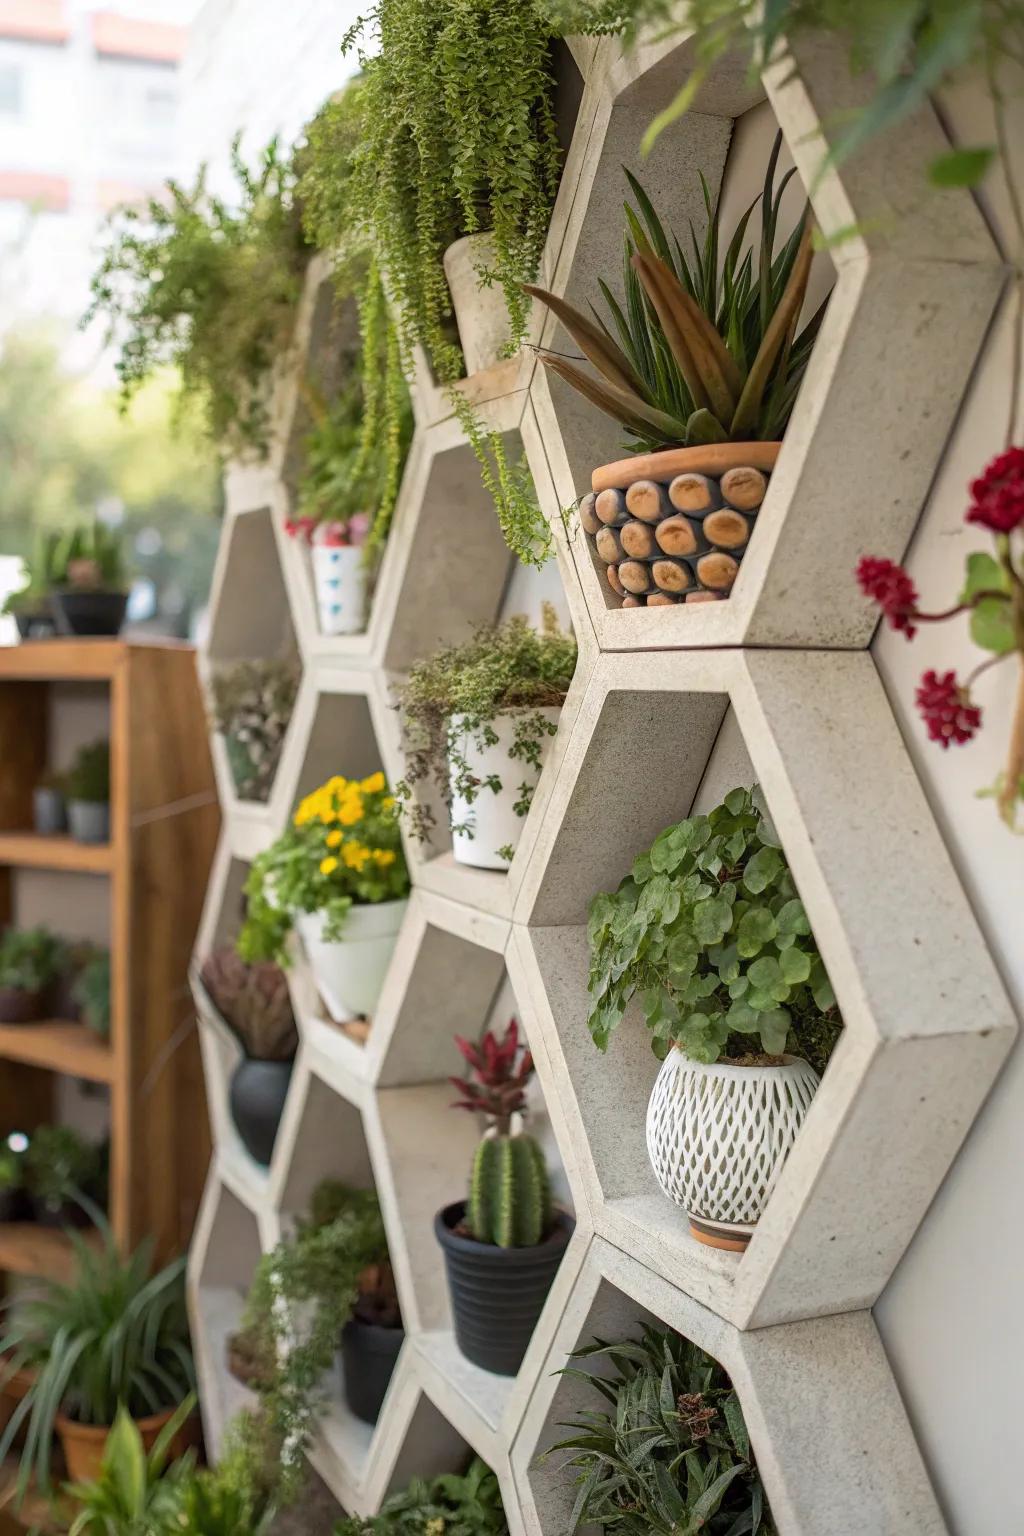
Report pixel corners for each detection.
[229,1057,293,1166]
[340,1317,403,1424]
[14,609,55,641]
[434,1201,573,1376]
[50,590,127,638]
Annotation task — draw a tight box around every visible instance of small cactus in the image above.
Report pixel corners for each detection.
[450,1019,553,1249]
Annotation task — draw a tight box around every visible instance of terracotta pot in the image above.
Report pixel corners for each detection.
[56,1404,194,1484]
[0,1363,36,1445]
[584,442,781,610]
[0,986,45,1024]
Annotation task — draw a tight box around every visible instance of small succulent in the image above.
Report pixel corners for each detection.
[0,927,65,993]
[66,739,110,804]
[209,658,300,804]
[200,946,297,1061]
[450,1020,552,1249]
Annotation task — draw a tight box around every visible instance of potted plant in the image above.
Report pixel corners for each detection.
[1,529,62,640]
[32,768,67,835]
[435,1020,572,1376]
[199,946,298,1166]
[396,607,576,870]
[587,786,841,1251]
[0,926,64,1023]
[545,1323,774,1533]
[238,772,410,1023]
[65,738,111,844]
[24,1124,103,1227]
[0,1138,29,1224]
[48,519,130,637]
[525,136,825,607]
[209,658,300,804]
[64,1398,196,1536]
[341,1258,403,1427]
[73,948,111,1039]
[0,1220,195,1493]
[333,1457,507,1536]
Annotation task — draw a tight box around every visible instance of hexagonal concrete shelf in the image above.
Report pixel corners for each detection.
[530,28,1004,651]
[513,648,1016,1328]
[512,1236,946,1536]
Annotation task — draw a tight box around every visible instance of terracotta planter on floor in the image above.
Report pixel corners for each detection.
[582,442,781,609]
[57,1405,194,1484]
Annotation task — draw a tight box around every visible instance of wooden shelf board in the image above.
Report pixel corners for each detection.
[0,1223,101,1284]
[0,636,194,682]
[0,833,112,873]
[0,1020,113,1083]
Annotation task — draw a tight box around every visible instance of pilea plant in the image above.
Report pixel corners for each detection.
[333,1458,507,1536]
[395,606,576,852]
[85,135,309,454]
[545,1323,775,1535]
[450,1020,551,1248]
[587,787,840,1068]
[209,657,301,804]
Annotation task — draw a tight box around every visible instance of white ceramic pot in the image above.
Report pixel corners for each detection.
[442,232,512,376]
[448,707,560,872]
[645,1049,820,1252]
[295,900,407,1021]
[311,544,366,637]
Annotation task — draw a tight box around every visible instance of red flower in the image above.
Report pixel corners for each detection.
[855,556,919,638]
[966,447,1024,534]
[915,669,982,748]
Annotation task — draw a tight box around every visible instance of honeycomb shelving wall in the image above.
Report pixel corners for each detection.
[187,26,1019,1536]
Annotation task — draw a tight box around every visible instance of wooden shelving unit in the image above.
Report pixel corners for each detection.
[0,638,219,1272]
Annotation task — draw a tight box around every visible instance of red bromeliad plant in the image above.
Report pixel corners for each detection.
[857,446,1024,829]
[449,1019,534,1137]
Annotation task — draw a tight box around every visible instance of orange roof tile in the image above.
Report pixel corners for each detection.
[92,10,185,63]
[0,0,69,45]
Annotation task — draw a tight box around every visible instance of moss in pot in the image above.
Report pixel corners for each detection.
[199,946,298,1166]
[0,927,65,1024]
[435,1019,573,1377]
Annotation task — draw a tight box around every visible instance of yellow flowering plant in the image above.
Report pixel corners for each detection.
[238,773,409,966]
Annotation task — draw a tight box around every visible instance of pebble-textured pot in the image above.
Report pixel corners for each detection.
[68,799,110,844]
[50,589,127,637]
[582,443,781,609]
[443,231,512,375]
[435,1201,573,1376]
[33,786,67,835]
[229,1057,294,1166]
[0,986,45,1024]
[340,1317,403,1424]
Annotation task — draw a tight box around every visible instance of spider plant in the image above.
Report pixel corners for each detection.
[544,1322,775,1535]
[0,1218,194,1497]
[525,132,825,453]
[66,1399,195,1536]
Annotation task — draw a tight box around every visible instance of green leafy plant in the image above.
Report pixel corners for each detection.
[450,1020,552,1248]
[199,946,297,1060]
[527,136,821,454]
[85,135,309,453]
[0,1219,194,1496]
[53,518,126,591]
[0,1140,25,1195]
[238,772,409,966]
[333,1457,507,1536]
[0,926,64,993]
[395,605,576,848]
[24,1124,103,1219]
[1,528,65,615]
[240,1181,388,1501]
[66,1397,196,1536]
[545,1322,775,1535]
[73,948,111,1040]
[587,787,840,1067]
[209,657,300,803]
[66,738,111,804]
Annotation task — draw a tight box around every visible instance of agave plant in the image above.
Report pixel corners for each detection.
[525,133,824,453]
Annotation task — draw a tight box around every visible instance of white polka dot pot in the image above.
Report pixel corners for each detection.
[646,1048,820,1252]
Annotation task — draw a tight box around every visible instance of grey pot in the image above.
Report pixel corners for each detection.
[33,787,67,836]
[67,799,110,845]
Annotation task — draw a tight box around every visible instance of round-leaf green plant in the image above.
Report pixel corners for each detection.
[587,787,840,1069]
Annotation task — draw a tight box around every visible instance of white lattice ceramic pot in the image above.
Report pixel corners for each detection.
[448,707,561,872]
[646,1049,820,1252]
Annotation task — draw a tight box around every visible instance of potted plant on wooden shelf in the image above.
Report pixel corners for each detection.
[396,607,576,871]
[49,520,129,637]
[587,786,841,1252]
[24,1124,104,1228]
[209,657,300,804]
[545,1323,774,1533]
[0,926,64,1023]
[332,1457,507,1536]
[199,946,298,1166]
[435,1019,572,1377]
[526,135,826,608]
[73,949,111,1040]
[239,772,410,1024]
[0,1221,195,1495]
[65,738,111,844]
[32,768,68,835]
[1,529,61,640]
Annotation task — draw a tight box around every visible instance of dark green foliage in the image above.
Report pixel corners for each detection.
[468,1134,551,1248]
[587,786,840,1068]
[333,1457,507,1536]
[209,657,300,804]
[24,1124,102,1216]
[546,1323,775,1535]
[0,926,64,992]
[73,948,111,1040]
[66,738,110,804]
